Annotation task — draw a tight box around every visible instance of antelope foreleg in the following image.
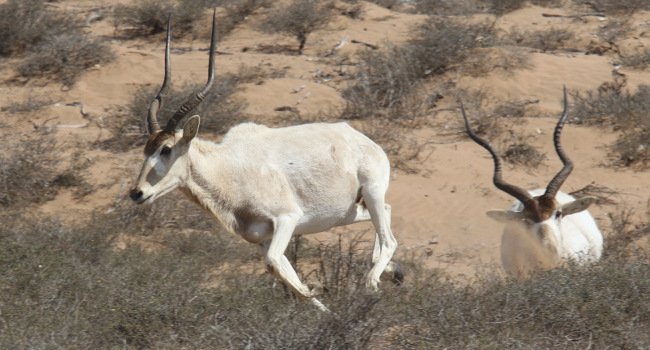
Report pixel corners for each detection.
[264,214,329,312]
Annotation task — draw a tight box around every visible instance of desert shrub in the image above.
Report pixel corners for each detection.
[412,0,484,15]
[571,84,650,167]
[409,18,496,75]
[367,0,401,8]
[596,18,631,44]
[214,0,269,36]
[100,72,247,152]
[503,27,575,52]
[605,207,649,259]
[461,46,530,77]
[620,49,650,70]
[0,0,113,86]
[17,33,114,86]
[0,95,53,114]
[343,18,494,120]
[573,0,650,14]
[0,0,77,56]
[500,134,546,167]
[586,18,631,55]
[113,0,211,36]
[480,0,561,14]
[0,135,59,208]
[2,204,648,349]
[484,0,527,16]
[1,136,93,209]
[0,134,90,208]
[0,209,256,349]
[260,0,334,54]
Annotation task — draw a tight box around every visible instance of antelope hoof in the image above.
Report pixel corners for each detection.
[392,263,404,285]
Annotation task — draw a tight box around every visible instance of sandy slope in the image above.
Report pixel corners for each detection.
[1,0,648,278]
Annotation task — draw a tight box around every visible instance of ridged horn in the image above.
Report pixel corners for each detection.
[542,85,573,200]
[164,9,217,132]
[146,15,172,134]
[460,102,533,204]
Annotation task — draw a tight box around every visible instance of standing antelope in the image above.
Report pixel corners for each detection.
[129,12,401,312]
[460,88,603,278]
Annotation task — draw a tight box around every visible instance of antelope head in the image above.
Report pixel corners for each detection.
[460,87,597,251]
[130,11,217,204]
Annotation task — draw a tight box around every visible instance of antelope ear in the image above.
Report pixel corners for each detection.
[180,115,200,143]
[560,196,597,216]
[486,210,525,223]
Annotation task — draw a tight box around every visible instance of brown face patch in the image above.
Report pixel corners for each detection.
[536,195,558,220]
[144,131,174,156]
[522,196,558,223]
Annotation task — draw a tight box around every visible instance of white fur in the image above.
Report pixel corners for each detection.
[133,121,398,311]
[498,188,603,278]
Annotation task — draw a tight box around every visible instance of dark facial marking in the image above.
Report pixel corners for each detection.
[521,196,558,223]
[144,132,174,156]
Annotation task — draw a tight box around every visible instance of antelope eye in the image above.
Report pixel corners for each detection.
[555,211,562,219]
[160,146,172,156]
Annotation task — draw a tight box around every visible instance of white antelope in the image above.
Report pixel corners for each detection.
[460,88,603,278]
[129,13,401,311]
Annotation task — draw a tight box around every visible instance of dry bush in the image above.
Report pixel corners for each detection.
[99,73,248,152]
[454,88,527,140]
[412,0,484,15]
[342,18,494,120]
[113,0,214,37]
[367,0,402,9]
[585,18,632,56]
[2,204,648,349]
[0,208,254,350]
[569,183,618,206]
[604,208,649,259]
[17,33,114,87]
[0,134,91,208]
[409,18,496,75]
[620,49,650,70]
[259,0,334,55]
[484,0,527,16]
[573,0,650,14]
[0,135,59,208]
[461,46,530,77]
[596,18,631,45]
[571,84,650,167]
[113,0,174,36]
[0,0,113,86]
[502,27,575,52]
[214,0,269,37]
[0,0,77,56]
[0,95,53,114]
[500,134,546,167]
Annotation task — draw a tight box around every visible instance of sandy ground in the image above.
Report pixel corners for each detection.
[2,1,649,280]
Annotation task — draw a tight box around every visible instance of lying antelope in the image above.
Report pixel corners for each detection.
[460,88,603,278]
[129,12,401,311]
